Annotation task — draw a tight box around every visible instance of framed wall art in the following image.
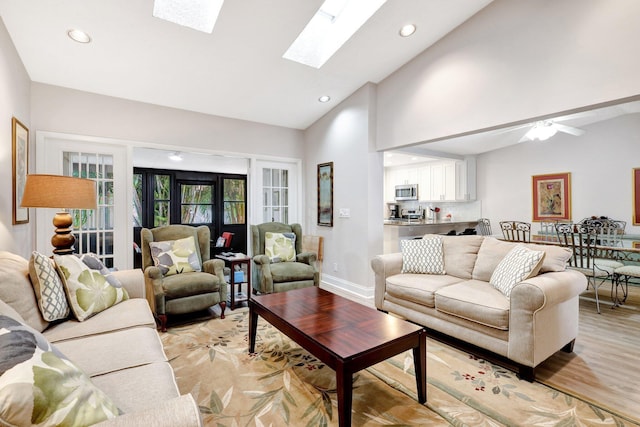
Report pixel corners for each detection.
[532,172,571,222]
[633,168,640,225]
[317,162,333,227]
[12,117,29,224]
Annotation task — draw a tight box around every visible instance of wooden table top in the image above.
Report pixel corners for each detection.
[250,287,423,360]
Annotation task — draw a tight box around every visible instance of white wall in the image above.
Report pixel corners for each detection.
[0,17,32,257]
[477,113,640,236]
[304,84,382,302]
[376,0,640,149]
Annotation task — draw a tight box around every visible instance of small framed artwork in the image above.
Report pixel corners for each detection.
[633,168,640,225]
[12,117,29,224]
[317,162,333,227]
[532,172,571,222]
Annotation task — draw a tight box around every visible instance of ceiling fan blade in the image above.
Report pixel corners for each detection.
[518,128,533,142]
[552,123,585,136]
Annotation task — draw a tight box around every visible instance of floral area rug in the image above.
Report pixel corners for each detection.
[161,308,637,426]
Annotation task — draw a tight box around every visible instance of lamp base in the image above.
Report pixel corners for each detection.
[51,211,76,255]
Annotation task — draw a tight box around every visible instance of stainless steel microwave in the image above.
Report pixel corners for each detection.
[395,184,418,201]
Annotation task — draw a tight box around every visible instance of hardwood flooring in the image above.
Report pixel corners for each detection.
[536,284,640,422]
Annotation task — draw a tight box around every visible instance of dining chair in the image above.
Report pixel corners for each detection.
[476,218,493,236]
[555,223,614,313]
[499,221,531,242]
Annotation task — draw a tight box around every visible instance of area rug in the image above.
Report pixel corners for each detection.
[161,308,637,426]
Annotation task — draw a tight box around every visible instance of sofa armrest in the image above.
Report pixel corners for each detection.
[94,395,202,427]
[508,269,587,367]
[111,269,145,299]
[370,253,403,310]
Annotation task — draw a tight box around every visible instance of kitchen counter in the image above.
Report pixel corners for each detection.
[383,219,479,254]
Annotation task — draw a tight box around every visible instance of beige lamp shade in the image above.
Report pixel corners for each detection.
[21,174,97,254]
[21,174,97,209]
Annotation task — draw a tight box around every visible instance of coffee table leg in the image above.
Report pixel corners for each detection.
[248,305,258,353]
[336,361,352,427]
[413,330,427,403]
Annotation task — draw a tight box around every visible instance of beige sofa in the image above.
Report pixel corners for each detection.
[0,251,202,426]
[371,235,587,381]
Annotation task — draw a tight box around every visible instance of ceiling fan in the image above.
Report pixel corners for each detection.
[517,120,586,142]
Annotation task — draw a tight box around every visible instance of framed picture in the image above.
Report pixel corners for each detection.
[532,172,571,222]
[12,117,29,224]
[317,162,333,227]
[633,168,640,225]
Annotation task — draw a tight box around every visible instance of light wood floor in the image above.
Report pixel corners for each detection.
[536,283,640,423]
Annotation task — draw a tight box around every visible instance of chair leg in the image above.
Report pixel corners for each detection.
[219,301,226,319]
[158,314,167,332]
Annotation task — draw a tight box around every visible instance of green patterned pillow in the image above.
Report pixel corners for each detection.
[77,253,122,288]
[28,251,70,322]
[401,237,445,274]
[490,245,545,298]
[148,236,202,276]
[0,314,121,425]
[53,255,129,322]
[264,232,296,262]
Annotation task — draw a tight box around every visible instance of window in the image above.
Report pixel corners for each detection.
[223,178,246,224]
[154,174,171,226]
[262,168,289,223]
[181,184,213,224]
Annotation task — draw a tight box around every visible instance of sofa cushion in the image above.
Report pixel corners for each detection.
[265,232,297,262]
[490,245,545,298]
[270,261,316,281]
[149,236,202,276]
[43,299,156,343]
[439,234,484,279]
[161,271,222,298]
[434,280,510,330]
[28,251,70,322]
[401,237,445,274]
[0,315,120,426]
[54,327,168,377]
[54,254,130,322]
[523,242,572,272]
[386,274,464,308]
[0,251,49,332]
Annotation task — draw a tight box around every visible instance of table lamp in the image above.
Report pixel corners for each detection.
[20,174,97,255]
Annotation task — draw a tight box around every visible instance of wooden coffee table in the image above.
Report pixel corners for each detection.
[248,287,426,426]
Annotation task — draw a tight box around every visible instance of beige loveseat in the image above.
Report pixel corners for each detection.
[0,251,202,426]
[371,235,587,381]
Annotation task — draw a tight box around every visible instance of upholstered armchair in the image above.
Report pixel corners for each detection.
[251,222,319,294]
[141,225,227,331]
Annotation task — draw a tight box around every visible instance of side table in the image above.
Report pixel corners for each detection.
[215,254,251,310]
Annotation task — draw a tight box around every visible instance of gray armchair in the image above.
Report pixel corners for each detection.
[141,225,228,331]
[251,222,319,294]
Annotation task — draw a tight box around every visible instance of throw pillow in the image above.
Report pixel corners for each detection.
[0,314,121,426]
[490,245,546,298]
[53,255,129,322]
[77,253,123,288]
[148,236,202,276]
[401,237,446,274]
[28,251,70,322]
[264,232,297,262]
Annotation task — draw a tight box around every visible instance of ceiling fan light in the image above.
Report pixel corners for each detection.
[528,121,557,141]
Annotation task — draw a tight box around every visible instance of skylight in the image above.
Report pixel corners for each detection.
[153,0,224,34]
[283,0,387,69]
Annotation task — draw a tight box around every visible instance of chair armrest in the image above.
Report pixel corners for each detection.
[202,258,225,279]
[143,266,166,314]
[296,251,317,264]
[253,254,271,265]
[111,269,145,299]
[94,395,202,427]
[370,253,403,310]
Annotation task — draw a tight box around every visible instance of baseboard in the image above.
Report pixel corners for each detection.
[319,274,374,307]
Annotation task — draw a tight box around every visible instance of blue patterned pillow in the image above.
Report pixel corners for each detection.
[401,237,445,274]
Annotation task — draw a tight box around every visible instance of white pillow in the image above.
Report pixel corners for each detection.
[490,245,545,298]
[401,237,445,274]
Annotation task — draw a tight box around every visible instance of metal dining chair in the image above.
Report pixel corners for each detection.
[500,221,531,242]
[476,218,493,236]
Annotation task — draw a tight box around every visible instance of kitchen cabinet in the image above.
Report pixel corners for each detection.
[431,161,455,201]
[455,158,476,201]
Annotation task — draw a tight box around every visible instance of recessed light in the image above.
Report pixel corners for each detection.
[399,24,416,37]
[67,29,91,43]
[318,95,331,103]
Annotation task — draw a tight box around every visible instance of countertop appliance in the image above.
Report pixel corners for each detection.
[395,184,418,201]
[388,203,400,219]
